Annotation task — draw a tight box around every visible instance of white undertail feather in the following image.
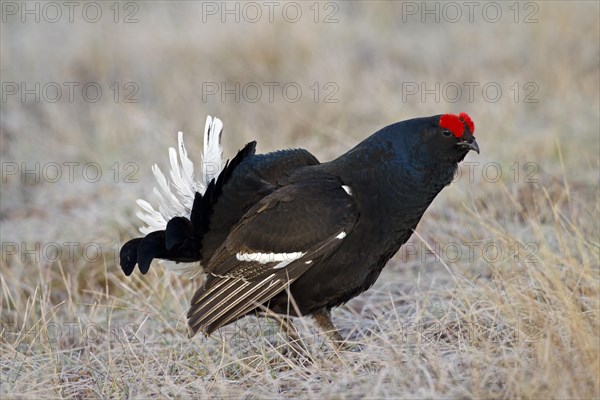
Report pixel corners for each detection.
[135,116,225,277]
[168,132,201,206]
[203,117,224,185]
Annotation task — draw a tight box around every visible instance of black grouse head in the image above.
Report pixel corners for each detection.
[417,112,479,164]
[376,112,478,187]
[375,112,478,164]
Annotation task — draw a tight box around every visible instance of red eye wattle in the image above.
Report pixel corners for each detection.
[439,114,464,138]
[439,112,475,138]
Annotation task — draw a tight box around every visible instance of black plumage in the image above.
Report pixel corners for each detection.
[120,113,479,343]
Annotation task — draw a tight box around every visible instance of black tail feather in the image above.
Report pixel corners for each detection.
[137,231,168,274]
[165,217,194,250]
[120,237,143,276]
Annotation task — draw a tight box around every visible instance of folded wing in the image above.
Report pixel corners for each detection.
[187,176,358,335]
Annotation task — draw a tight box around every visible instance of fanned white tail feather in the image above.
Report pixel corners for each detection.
[203,117,224,184]
[134,115,225,277]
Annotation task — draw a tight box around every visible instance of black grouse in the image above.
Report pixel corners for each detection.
[120,113,479,344]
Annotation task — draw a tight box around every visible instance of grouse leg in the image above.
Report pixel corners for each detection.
[312,308,346,348]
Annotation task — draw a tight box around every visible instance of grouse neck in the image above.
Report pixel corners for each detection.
[321,132,460,232]
[325,131,460,199]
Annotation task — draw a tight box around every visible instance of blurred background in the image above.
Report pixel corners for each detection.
[1,1,598,398]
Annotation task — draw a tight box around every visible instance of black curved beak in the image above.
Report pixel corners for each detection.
[458,139,479,154]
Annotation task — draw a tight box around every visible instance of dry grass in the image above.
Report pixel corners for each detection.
[1,2,599,398]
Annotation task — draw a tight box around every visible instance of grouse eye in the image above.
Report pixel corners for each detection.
[442,129,452,137]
